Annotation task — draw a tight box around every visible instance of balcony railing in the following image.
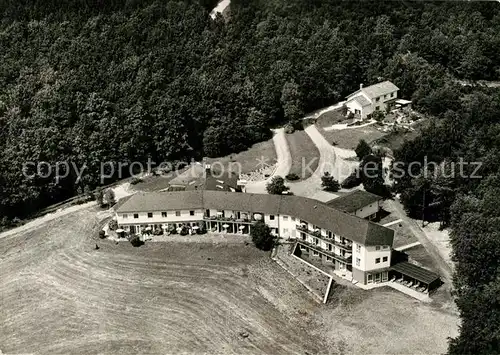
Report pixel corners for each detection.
[297,225,352,250]
[297,240,352,264]
[334,240,353,251]
[203,214,253,223]
[296,224,322,238]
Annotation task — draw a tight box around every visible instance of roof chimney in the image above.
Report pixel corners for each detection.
[360,83,363,90]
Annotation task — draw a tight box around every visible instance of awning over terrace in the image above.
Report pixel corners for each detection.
[390,262,440,288]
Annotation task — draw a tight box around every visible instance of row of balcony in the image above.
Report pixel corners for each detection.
[297,240,352,264]
[296,225,353,250]
[203,214,256,223]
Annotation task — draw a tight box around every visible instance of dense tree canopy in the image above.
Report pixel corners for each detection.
[0,0,499,228]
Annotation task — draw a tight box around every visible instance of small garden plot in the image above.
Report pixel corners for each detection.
[319,125,387,149]
[206,138,277,175]
[372,119,429,152]
[274,244,330,301]
[286,130,320,180]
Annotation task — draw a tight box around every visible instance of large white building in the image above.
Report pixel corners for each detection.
[115,191,395,285]
[345,81,399,119]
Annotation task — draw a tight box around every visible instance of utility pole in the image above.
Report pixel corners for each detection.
[422,187,426,227]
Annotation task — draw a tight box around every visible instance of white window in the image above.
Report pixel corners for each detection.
[189,210,195,216]
[133,214,139,219]
[283,216,288,221]
[356,258,360,266]
[375,258,381,264]
[314,238,319,245]
[391,92,395,98]
[356,244,361,253]
[161,212,167,217]
[383,256,388,262]
[147,213,153,218]
[175,211,181,217]
[270,215,275,220]
[383,245,389,250]
[375,106,380,111]
[382,271,388,282]
[283,228,288,234]
[376,246,381,251]
[328,244,332,251]
[328,231,332,239]
[367,274,373,283]
[313,250,319,256]
[326,256,331,261]
[122,214,128,219]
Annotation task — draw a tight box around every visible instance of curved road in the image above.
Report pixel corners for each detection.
[245,125,357,199]
[245,128,291,194]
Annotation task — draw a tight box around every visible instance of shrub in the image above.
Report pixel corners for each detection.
[321,172,340,192]
[355,139,372,160]
[130,235,144,247]
[98,230,106,239]
[372,110,385,122]
[130,177,143,185]
[284,123,295,134]
[105,189,116,206]
[341,170,362,189]
[95,188,104,207]
[266,176,290,195]
[179,227,188,236]
[108,219,118,231]
[285,173,300,181]
[250,220,276,251]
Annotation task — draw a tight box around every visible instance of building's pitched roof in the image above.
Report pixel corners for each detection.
[326,190,382,213]
[347,81,399,100]
[390,262,440,285]
[350,95,371,107]
[117,191,394,246]
[118,191,204,212]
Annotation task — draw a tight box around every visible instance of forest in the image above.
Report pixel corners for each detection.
[0,1,499,351]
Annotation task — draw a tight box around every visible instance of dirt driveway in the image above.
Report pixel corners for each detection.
[245,128,291,194]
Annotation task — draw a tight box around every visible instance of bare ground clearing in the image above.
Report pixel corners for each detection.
[0,207,458,354]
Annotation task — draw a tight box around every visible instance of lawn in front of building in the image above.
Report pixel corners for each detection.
[319,125,388,149]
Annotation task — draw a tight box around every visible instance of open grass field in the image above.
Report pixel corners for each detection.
[286,129,320,180]
[318,124,388,150]
[0,206,458,354]
[206,138,277,176]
